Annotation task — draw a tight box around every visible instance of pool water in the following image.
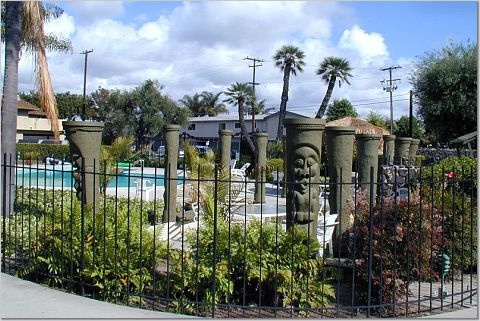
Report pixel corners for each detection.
[15,167,170,189]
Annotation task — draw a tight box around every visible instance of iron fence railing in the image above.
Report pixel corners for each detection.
[1,157,477,318]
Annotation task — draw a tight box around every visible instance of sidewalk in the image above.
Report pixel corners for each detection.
[1,273,477,319]
[1,273,194,320]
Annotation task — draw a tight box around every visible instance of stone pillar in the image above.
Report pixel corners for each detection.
[63,121,104,206]
[394,137,412,166]
[219,129,233,173]
[382,134,396,165]
[356,133,381,202]
[325,126,355,235]
[163,125,180,222]
[284,118,325,239]
[409,138,420,166]
[254,132,268,203]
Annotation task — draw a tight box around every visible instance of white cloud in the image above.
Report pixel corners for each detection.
[338,25,389,65]
[12,1,434,121]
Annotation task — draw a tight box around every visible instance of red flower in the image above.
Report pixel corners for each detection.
[445,171,455,179]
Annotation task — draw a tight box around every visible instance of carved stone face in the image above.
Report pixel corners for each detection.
[292,145,320,193]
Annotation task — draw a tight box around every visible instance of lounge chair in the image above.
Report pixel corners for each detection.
[317,213,338,257]
[231,162,250,177]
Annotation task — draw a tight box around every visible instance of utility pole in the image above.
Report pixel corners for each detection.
[80,49,94,120]
[409,90,413,137]
[380,65,401,134]
[244,56,264,132]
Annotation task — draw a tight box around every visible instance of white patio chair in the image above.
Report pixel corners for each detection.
[317,213,338,257]
[134,178,155,201]
[231,162,250,177]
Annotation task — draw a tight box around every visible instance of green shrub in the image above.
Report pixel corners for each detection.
[17,143,70,161]
[4,187,167,305]
[418,156,477,272]
[165,219,335,316]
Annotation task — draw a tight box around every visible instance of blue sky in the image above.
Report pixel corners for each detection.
[9,1,478,121]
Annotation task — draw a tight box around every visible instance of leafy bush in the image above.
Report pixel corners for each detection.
[343,189,447,316]
[4,187,167,304]
[418,156,478,273]
[17,143,70,161]
[166,219,335,316]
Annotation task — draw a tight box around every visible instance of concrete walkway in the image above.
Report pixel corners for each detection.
[1,273,192,319]
[2,272,477,319]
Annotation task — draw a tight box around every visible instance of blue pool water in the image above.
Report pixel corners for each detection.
[15,166,170,189]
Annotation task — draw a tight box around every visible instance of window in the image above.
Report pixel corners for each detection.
[235,122,241,129]
[219,123,226,130]
[188,124,196,130]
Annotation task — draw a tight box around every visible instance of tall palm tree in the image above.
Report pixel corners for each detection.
[249,98,275,116]
[200,91,228,116]
[1,2,72,213]
[314,56,353,119]
[223,82,255,154]
[179,93,203,116]
[273,45,305,144]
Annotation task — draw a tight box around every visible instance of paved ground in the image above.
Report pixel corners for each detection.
[0,273,193,319]
[1,273,477,319]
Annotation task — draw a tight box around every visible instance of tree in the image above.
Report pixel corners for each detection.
[199,91,228,116]
[91,80,189,147]
[249,98,275,116]
[20,90,86,120]
[366,111,389,131]
[315,56,353,119]
[223,82,256,154]
[410,41,477,144]
[395,115,424,140]
[273,45,305,144]
[179,93,203,116]
[325,98,358,122]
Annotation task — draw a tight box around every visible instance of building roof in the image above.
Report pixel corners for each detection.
[188,110,309,122]
[450,131,477,145]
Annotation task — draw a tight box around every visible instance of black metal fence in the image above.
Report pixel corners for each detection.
[1,157,477,318]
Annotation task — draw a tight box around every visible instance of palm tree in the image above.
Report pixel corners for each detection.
[223,82,255,154]
[315,56,353,119]
[179,93,203,116]
[273,45,306,144]
[1,2,72,213]
[200,91,228,116]
[250,98,275,116]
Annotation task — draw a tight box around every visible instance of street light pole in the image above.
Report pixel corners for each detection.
[81,49,93,120]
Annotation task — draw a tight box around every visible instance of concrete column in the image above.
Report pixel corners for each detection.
[325,126,355,235]
[284,118,325,239]
[254,132,268,203]
[394,137,412,166]
[63,121,104,206]
[218,129,233,173]
[382,134,396,165]
[356,133,381,202]
[409,138,420,165]
[162,124,180,222]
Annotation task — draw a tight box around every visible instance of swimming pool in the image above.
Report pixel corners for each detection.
[15,166,173,189]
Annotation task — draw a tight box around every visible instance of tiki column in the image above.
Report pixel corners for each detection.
[394,137,412,166]
[63,121,104,206]
[356,133,381,202]
[219,129,233,173]
[163,124,180,222]
[254,131,268,203]
[409,138,420,166]
[285,118,325,239]
[326,126,355,235]
[382,134,396,165]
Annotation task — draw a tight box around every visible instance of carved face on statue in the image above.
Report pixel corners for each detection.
[289,144,320,222]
